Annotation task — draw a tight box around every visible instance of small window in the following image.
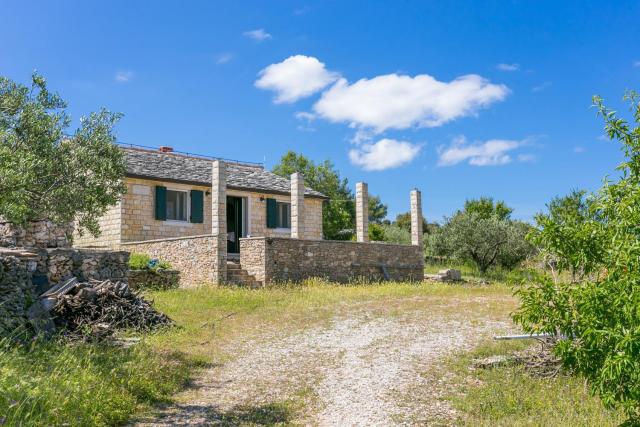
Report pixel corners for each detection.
[276,202,291,229]
[166,190,188,221]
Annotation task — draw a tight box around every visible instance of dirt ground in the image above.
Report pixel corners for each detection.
[136,294,515,426]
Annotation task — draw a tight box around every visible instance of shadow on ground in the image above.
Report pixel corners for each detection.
[139,402,291,426]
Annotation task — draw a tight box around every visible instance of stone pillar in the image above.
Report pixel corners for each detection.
[356,182,369,242]
[211,160,227,283]
[410,189,423,247]
[291,172,304,239]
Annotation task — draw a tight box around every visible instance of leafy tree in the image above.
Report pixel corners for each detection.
[368,195,388,224]
[0,73,126,237]
[273,151,354,239]
[464,196,513,220]
[367,223,385,241]
[393,212,437,234]
[430,199,533,273]
[380,223,411,245]
[514,91,640,421]
[528,190,601,282]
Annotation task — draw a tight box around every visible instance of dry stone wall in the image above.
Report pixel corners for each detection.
[128,269,180,290]
[240,237,424,284]
[121,235,219,287]
[0,219,73,248]
[0,255,35,336]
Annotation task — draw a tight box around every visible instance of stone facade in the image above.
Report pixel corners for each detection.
[0,255,35,336]
[73,176,324,249]
[240,237,424,284]
[1,219,74,248]
[355,182,369,242]
[410,189,423,248]
[121,235,219,287]
[291,173,304,239]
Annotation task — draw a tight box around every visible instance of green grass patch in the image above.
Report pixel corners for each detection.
[444,340,625,426]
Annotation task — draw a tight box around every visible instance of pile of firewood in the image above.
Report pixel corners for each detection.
[35,278,173,340]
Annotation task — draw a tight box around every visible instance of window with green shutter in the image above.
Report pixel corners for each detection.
[266,198,277,228]
[155,186,167,221]
[190,190,204,223]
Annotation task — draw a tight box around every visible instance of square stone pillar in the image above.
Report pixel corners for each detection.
[356,182,369,242]
[291,172,305,239]
[410,189,423,248]
[211,160,227,283]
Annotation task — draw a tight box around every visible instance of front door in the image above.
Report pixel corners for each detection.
[227,196,243,253]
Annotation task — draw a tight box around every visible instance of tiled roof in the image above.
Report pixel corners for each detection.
[123,147,327,198]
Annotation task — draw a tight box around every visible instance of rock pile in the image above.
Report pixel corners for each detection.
[425,269,463,282]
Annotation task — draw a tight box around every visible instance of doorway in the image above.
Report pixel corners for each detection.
[227,196,245,253]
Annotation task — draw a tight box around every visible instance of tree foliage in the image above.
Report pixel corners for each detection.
[0,73,126,237]
[429,198,533,273]
[514,91,640,421]
[272,151,388,239]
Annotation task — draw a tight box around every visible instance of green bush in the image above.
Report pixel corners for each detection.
[128,253,171,271]
[514,91,640,422]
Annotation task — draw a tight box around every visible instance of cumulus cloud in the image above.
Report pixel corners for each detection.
[497,63,520,71]
[313,73,508,132]
[243,29,272,41]
[255,55,340,103]
[114,71,133,83]
[437,136,529,167]
[349,138,421,171]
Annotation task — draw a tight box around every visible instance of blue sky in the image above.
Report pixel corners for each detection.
[2,1,639,221]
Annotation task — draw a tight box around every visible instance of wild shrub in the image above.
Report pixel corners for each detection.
[514,91,640,422]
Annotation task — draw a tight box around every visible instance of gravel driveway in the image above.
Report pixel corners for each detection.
[136,300,512,426]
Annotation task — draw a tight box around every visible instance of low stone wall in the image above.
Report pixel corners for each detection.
[240,237,424,284]
[0,219,73,248]
[121,235,219,287]
[128,269,180,290]
[0,255,35,336]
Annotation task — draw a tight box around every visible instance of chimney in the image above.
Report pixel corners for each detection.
[159,146,174,153]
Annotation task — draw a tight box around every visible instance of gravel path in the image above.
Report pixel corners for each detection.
[137,308,511,426]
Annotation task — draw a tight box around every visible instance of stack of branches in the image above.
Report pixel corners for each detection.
[51,279,173,340]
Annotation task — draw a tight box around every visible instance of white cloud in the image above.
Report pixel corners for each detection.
[349,138,421,171]
[294,111,316,121]
[517,153,536,162]
[532,82,551,92]
[437,136,527,167]
[243,29,272,42]
[314,73,508,132]
[216,53,233,64]
[255,55,340,103]
[633,60,640,68]
[497,63,520,71]
[114,71,133,83]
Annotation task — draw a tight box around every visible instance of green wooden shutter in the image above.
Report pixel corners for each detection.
[190,190,204,223]
[266,198,277,228]
[155,186,167,220]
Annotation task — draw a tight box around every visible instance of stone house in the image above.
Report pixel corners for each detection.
[74,145,426,287]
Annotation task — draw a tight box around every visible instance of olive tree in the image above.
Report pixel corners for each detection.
[430,198,533,273]
[0,73,126,237]
[514,91,640,421]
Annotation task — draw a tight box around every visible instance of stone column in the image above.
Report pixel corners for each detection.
[356,182,369,242]
[211,160,227,283]
[410,189,423,247]
[291,172,304,239]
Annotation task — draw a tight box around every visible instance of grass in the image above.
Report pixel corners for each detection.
[0,279,514,426]
[442,340,626,426]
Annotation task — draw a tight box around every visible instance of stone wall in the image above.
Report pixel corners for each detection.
[32,248,129,284]
[120,235,219,287]
[0,255,35,336]
[73,202,122,248]
[0,248,129,337]
[240,237,424,284]
[0,219,73,248]
[128,269,180,290]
